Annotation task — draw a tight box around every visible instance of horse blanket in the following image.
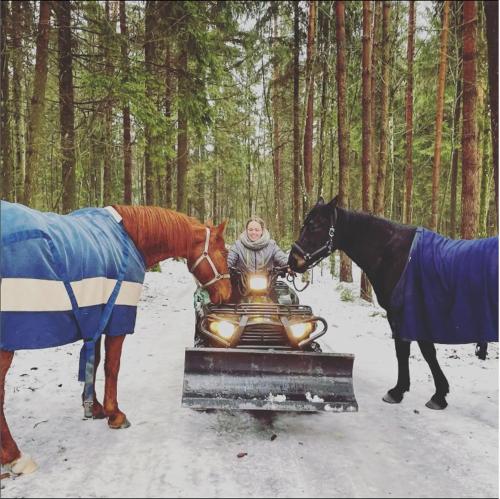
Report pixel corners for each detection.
[0,201,146,355]
[390,227,498,344]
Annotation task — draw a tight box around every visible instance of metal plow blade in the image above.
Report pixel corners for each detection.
[182,348,358,412]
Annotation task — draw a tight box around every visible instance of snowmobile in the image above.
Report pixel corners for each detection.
[182,266,358,412]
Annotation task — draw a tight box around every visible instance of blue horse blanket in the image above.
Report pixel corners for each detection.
[0,201,146,353]
[390,227,498,344]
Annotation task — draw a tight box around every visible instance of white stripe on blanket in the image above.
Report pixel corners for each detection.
[1,277,143,312]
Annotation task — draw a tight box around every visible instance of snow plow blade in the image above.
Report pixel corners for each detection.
[182,348,358,412]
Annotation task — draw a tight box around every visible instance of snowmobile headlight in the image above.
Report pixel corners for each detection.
[248,275,268,291]
[209,320,236,339]
[290,322,314,339]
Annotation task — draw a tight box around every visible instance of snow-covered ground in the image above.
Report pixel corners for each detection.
[1,258,498,498]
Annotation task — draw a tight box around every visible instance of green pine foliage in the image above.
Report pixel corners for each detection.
[2,0,496,243]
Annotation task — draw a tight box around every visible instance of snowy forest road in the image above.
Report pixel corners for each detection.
[2,261,498,498]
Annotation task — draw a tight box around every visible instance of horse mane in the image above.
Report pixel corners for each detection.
[113,205,205,267]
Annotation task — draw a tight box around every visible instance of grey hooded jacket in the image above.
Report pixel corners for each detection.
[227,238,289,273]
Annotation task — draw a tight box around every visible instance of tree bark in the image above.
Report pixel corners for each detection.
[317,2,331,201]
[404,0,415,224]
[1,0,12,201]
[484,1,498,230]
[103,0,114,206]
[450,2,463,239]
[479,102,492,237]
[164,36,174,208]
[272,12,284,239]
[336,1,352,283]
[303,0,316,212]
[177,41,189,212]
[374,2,391,218]
[293,2,301,235]
[461,0,480,239]
[56,0,76,213]
[371,1,382,189]
[361,0,373,302]
[120,1,133,205]
[450,77,463,239]
[430,1,450,231]
[11,0,24,202]
[144,0,156,205]
[23,0,51,206]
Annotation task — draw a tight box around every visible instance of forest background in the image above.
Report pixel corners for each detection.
[0,0,498,298]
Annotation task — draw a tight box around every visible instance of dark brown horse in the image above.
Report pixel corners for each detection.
[289,197,498,412]
[0,203,231,474]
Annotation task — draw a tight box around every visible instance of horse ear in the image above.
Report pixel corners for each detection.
[329,196,338,208]
[205,218,214,228]
[216,219,228,237]
[316,197,325,206]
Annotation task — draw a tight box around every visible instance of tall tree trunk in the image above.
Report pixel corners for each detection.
[404,0,415,224]
[336,1,352,283]
[56,0,76,213]
[1,0,12,201]
[450,2,463,239]
[103,1,113,206]
[371,1,382,189]
[164,38,174,208]
[461,0,480,239]
[11,1,24,202]
[373,2,391,218]
[317,2,331,201]
[303,0,316,212]
[120,1,132,205]
[479,102,492,237]
[484,1,498,229]
[177,41,189,212]
[430,1,450,231]
[23,0,51,206]
[144,0,156,205]
[450,77,463,239]
[361,1,373,302]
[272,12,284,239]
[212,143,218,222]
[293,2,301,235]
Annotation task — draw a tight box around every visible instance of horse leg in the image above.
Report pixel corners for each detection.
[0,350,38,474]
[417,341,449,410]
[383,339,411,404]
[103,335,130,429]
[81,337,106,419]
[475,342,488,360]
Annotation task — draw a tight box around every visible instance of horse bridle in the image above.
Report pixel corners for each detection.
[292,206,337,270]
[190,227,230,289]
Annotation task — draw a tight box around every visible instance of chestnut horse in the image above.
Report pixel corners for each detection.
[289,196,498,411]
[0,202,231,474]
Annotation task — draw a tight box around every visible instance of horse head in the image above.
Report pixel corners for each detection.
[289,196,339,273]
[188,220,232,304]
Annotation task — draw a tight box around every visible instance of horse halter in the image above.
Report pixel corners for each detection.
[190,227,230,289]
[292,207,337,270]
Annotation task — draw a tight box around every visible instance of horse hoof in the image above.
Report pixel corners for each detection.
[382,392,402,404]
[8,454,38,475]
[425,399,447,410]
[109,417,131,429]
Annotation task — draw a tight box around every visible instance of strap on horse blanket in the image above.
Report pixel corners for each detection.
[389,227,498,344]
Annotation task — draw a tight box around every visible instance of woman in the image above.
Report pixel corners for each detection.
[227,216,289,272]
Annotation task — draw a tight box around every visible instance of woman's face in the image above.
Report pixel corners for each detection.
[247,221,263,242]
